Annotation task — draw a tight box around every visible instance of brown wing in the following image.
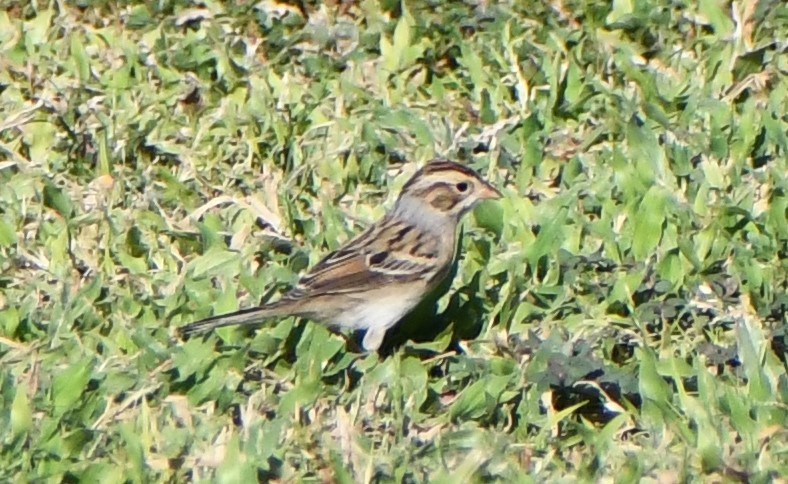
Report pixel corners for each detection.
[282,216,446,301]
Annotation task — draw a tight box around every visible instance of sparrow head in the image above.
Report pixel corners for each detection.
[397,159,502,220]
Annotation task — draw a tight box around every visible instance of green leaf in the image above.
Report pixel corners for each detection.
[116,251,149,275]
[187,247,241,279]
[460,44,485,91]
[70,35,90,81]
[279,379,322,416]
[626,117,666,184]
[399,356,428,406]
[472,198,503,236]
[637,347,670,405]
[631,186,667,260]
[392,11,412,62]
[450,379,487,421]
[11,386,32,436]
[24,9,53,45]
[51,360,92,417]
[480,89,496,124]
[0,307,20,334]
[0,11,14,48]
[735,319,771,402]
[768,190,788,239]
[0,218,17,247]
[525,207,566,266]
[43,182,75,219]
[216,433,257,483]
[698,0,734,37]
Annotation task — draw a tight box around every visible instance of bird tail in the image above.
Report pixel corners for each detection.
[178,302,290,338]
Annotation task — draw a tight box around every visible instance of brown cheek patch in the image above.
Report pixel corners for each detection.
[428,192,459,211]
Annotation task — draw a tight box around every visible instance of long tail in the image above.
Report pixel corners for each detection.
[178,304,287,337]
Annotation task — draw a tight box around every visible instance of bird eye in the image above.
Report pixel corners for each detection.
[455,182,469,192]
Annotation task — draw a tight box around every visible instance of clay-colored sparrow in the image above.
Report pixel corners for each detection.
[179,159,501,351]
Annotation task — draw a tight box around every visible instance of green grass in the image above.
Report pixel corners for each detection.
[1,0,787,481]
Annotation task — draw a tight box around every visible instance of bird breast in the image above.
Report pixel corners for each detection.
[328,286,424,332]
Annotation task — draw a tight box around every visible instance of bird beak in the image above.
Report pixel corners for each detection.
[478,182,502,201]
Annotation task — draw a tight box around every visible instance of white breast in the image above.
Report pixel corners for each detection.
[330,288,423,351]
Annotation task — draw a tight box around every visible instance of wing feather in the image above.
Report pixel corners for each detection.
[285,217,443,299]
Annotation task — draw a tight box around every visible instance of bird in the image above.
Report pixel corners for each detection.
[178,158,502,351]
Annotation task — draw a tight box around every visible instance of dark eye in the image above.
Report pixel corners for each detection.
[455,182,469,192]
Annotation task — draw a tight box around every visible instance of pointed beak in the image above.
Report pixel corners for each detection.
[478,182,502,201]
